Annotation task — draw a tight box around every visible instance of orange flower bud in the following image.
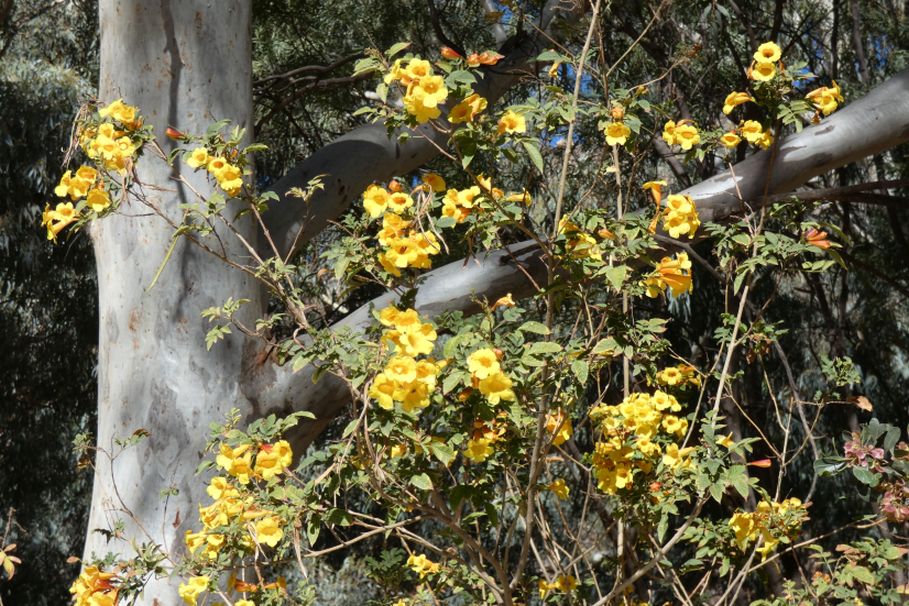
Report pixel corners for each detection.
[804,228,831,250]
[440,46,462,60]
[165,126,186,140]
[466,53,481,67]
[597,227,616,240]
[494,348,504,360]
[388,179,403,193]
[747,458,773,468]
[610,105,625,120]
[477,51,504,65]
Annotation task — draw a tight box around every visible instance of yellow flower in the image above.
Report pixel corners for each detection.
[86,188,111,213]
[555,574,578,592]
[178,575,209,605]
[215,163,243,196]
[720,132,742,149]
[806,82,844,116]
[545,410,572,446]
[387,191,414,214]
[750,60,776,82]
[255,515,284,548]
[44,202,79,242]
[492,293,516,309]
[215,443,253,484]
[422,172,446,192]
[206,476,238,500]
[756,129,774,149]
[467,348,500,380]
[547,478,570,500]
[740,120,764,144]
[661,414,688,436]
[413,75,448,108]
[604,121,631,146]
[662,443,695,469]
[729,512,756,549]
[718,434,735,448]
[404,87,442,123]
[642,180,667,206]
[254,443,287,480]
[404,58,433,82]
[236,600,256,606]
[369,373,397,409]
[673,122,700,150]
[478,371,516,404]
[497,109,526,135]
[663,193,700,239]
[407,553,440,579]
[186,147,209,169]
[98,98,139,128]
[722,91,753,115]
[449,93,487,124]
[753,41,782,64]
[505,190,532,205]
[644,253,693,297]
[363,184,390,218]
[464,437,494,463]
[662,119,677,145]
[385,355,418,384]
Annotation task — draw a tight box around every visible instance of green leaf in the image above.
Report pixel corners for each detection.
[851,466,880,487]
[306,521,320,547]
[428,441,457,466]
[527,341,562,355]
[570,359,589,384]
[519,321,550,335]
[603,265,628,291]
[410,473,433,491]
[521,140,544,173]
[385,42,411,58]
[847,564,876,585]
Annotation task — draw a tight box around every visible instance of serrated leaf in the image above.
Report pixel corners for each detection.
[410,473,433,490]
[570,359,589,384]
[603,265,628,291]
[519,321,550,335]
[527,341,562,355]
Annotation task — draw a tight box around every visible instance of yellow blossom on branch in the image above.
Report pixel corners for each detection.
[497,109,526,135]
[750,60,776,82]
[604,121,631,146]
[644,252,693,298]
[662,193,700,239]
[722,91,753,114]
[753,41,782,64]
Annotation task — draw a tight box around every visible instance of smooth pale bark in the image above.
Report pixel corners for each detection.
[253,67,909,447]
[86,1,257,601]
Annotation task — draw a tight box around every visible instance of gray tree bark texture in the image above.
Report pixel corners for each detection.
[86,1,259,601]
[85,0,908,602]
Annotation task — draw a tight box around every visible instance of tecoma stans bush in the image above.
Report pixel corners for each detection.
[47,3,909,606]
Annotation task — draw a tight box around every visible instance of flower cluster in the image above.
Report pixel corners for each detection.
[181,440,291,580]
[843,431,886,471]
[46,99,146,242]
[80,99,142,172]
[369,306,443,413]
[464,417,507,463]
[467,347,516,404]
[407,553,441,579]
[881,480,909,522]
[385,58,449,123]
[662,193,700,239]
[538,574,578,599]
[440,176,530,225]
[70,565,119,606]
[806,81,843,116]
[185,146,245,196]
[643,253,693,298]
[728,497,807,558]
[655,363,701,388]
[557,217,602,261]
[363,183,441,275]
[589,390,690,494]
[748,41,782,82]
[662,119,700,151]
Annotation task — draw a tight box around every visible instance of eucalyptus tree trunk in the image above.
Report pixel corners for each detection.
[84,1,258,600]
